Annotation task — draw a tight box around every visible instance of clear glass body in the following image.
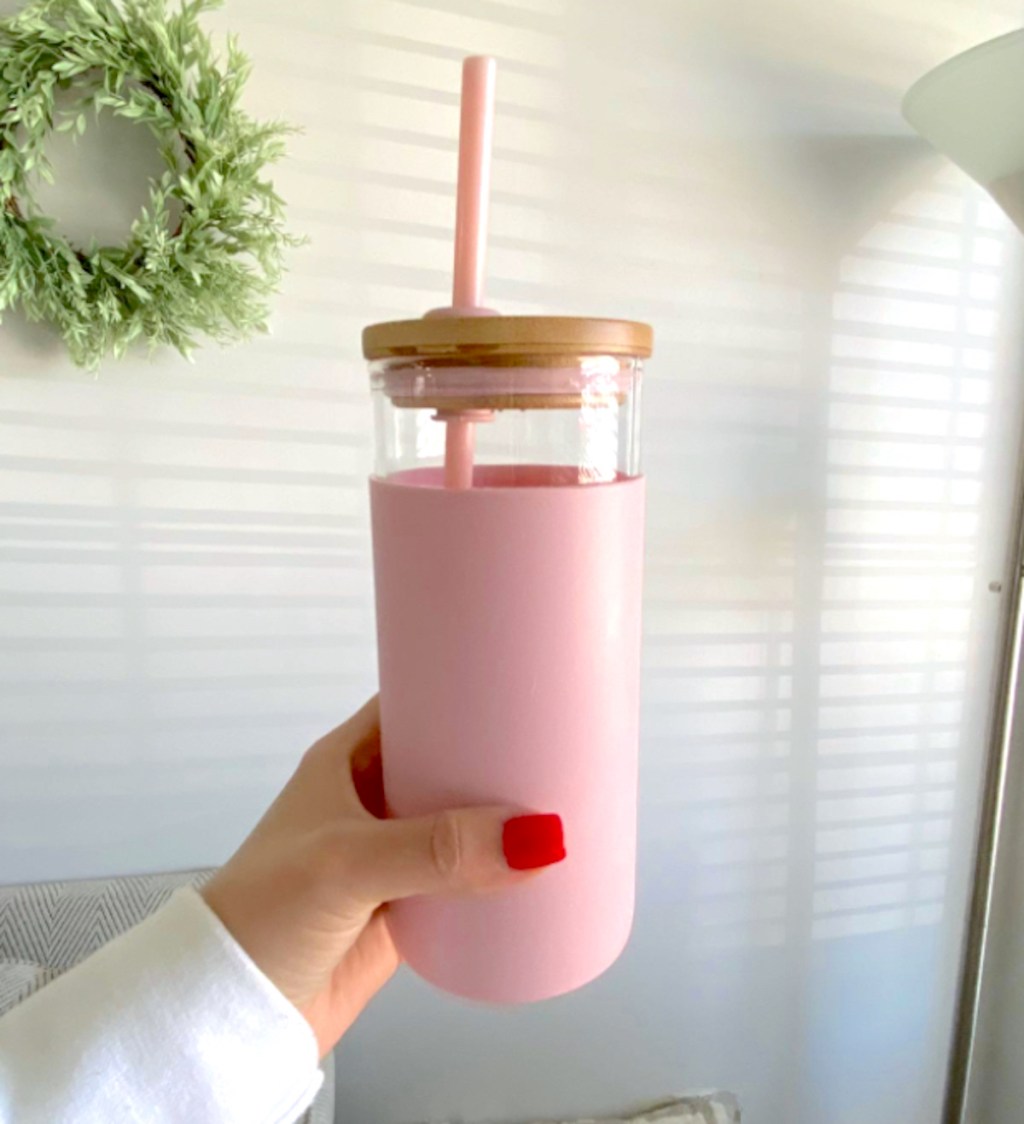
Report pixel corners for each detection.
[370,353,643,483]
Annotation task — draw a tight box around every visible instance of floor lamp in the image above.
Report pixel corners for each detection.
[904,29,1024,1124]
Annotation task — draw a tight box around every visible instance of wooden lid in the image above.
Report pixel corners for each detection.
[362,316,653,361]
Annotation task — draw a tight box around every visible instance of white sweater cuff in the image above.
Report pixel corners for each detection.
[0,886,323,1124]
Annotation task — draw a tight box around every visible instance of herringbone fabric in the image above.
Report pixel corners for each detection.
[0,870,335,1124]
[0,871,204,985]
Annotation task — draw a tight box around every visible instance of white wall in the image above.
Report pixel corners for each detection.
[3,2,1024,1122]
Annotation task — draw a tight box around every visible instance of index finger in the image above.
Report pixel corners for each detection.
[313,696,386,818]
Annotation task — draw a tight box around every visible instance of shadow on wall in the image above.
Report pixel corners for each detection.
[639,164,1013,954]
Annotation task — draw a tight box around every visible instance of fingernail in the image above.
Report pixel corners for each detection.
[502,813,566,871]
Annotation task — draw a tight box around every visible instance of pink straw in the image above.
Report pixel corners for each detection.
[436,56,496,491]
[444,416,476,489]
[452,56,496,312]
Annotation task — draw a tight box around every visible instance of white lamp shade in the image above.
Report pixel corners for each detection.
[904,30,1024,229]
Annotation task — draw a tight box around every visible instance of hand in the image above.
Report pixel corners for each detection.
[200,698,566,1056]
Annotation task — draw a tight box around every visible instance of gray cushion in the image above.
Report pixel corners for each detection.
[526,1097,740,1124]
[0,870,334,1124]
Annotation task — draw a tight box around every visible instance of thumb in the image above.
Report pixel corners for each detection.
[336,808,566,905]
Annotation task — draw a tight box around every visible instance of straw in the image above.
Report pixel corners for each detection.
[440,55,496,490]
[444,415,477,489]
[453,56,496,312]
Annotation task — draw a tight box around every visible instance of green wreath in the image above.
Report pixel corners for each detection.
[0,0,299,367]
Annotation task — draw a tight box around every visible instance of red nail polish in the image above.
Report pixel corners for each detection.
[502,813,566,871]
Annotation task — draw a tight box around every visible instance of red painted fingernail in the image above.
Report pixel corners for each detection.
[502,814,566,871]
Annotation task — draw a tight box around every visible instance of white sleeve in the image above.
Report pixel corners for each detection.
[0,886,323,1124]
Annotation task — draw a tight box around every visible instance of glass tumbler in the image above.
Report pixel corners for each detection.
[365,315,652,1003]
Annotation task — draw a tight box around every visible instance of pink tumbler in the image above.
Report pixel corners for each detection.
[365,315,652,1003]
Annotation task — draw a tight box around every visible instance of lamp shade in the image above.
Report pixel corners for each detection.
[903,30,1024,230]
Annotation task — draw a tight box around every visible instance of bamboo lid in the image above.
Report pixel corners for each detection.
[362,316,653,361]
